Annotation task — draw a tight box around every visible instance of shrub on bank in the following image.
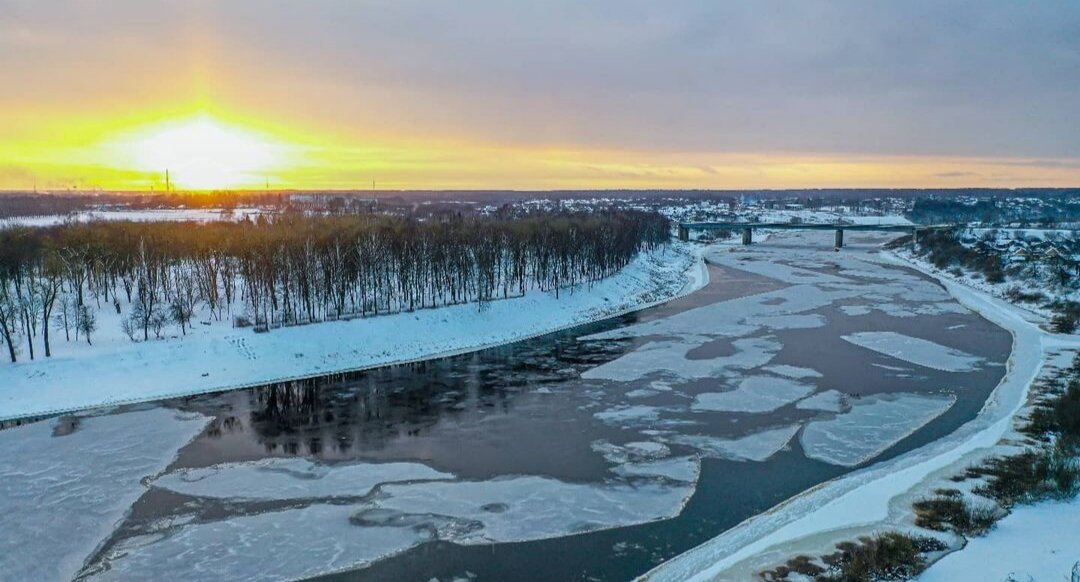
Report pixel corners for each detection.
[816,533,946,582]
[913,493,998,536]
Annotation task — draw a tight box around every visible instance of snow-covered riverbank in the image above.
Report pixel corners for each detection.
[0,242,706,422]
[644,243,1080,582]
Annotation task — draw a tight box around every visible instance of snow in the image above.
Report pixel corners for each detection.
[152,458,454,501]
[0,208,268,228]
[800,393,956,466]
[0,408,209,581]
[667,425,801,462]
[0,242,706,421]
[917,498,1080,582]
[691,376,816,414]
[644,245,1060,582]
[842,331,985,372]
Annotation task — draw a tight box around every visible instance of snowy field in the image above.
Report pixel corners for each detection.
[0,208,267,228]
[644,243,1080,582]
[917,498,1080,581]
[0,242,706,421]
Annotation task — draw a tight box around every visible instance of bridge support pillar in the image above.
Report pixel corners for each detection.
[912,228,919,246]
[678,225,689,241]
[834,228,844,248]
[742,228,752,245]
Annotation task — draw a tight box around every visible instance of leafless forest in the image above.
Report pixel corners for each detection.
[0,211,669,362]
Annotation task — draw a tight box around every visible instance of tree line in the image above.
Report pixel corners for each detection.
[0,210,669,363]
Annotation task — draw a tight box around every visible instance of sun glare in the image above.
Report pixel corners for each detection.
[114,115,290,190]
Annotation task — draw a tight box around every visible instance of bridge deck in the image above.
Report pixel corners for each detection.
[677,222,932,232]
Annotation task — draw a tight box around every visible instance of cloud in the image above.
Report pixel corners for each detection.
[935,171,978,178]
[2,0,1079,175]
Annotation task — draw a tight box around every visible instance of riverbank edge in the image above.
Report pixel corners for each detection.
[0,242,710,423]
[642,245,1078,581]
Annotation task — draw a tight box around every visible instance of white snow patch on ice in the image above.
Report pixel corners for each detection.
[0,408,209,581]
[842,331,984,372]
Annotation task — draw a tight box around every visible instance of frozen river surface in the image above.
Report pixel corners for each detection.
[0,231,1011,581]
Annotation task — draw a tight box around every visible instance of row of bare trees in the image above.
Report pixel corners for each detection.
[0,211,669,363]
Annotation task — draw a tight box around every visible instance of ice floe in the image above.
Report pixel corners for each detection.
[614,456,701,483]
[95,465,696,580]
[668,425,801,462]
[0,408,209,581]
[842,331,984,372]
[795,390,849,413]
[152,458,453,501]
[763,365,823,379]
[366,475,693,544]
[591,439,672,464]
[593,404,662,425]
[87,504,429,582]
[801,393,956,466]
[582,336,782,383]
[839,305,872,316]
[692,376,816,414]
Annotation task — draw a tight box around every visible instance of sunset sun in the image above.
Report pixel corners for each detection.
[112,115,291,190]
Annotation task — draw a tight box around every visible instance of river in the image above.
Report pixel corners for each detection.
[0,231,1011,582]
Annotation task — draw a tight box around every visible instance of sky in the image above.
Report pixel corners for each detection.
[2,0,1079,191]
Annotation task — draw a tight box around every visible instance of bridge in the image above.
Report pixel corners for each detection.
[676,222,951,247]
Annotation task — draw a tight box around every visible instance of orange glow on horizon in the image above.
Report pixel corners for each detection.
[2,106,1080,192]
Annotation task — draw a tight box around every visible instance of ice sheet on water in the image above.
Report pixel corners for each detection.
[716,260,850,285]
[842,331,984,372]
[626,388,660,398]
[580,279,856,344]
[152,458,453,501]
[795,389,848,413]
[800,392,956,466]
[0,408,209,581]
[764,365,823,379]
[742,314,827,331]
[614,456,700,483]
[692,376,816,414]
[593,404,662,425]
[668,424,801,462]
[95,468,694,580]
[591,440,671,464]
[839,305,872,316]
[367,475,694,544]
[582,336,782,383]
[87,504,430,582]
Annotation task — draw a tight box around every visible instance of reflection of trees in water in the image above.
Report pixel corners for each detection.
[195,362,512,458]
[195,325,622,460]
